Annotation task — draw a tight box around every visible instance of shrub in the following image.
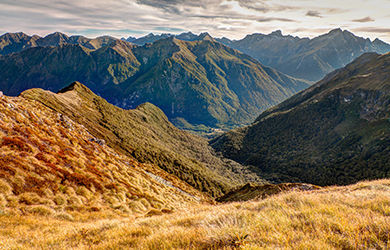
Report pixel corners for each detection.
[106,196,121,208]
[42,188,54,198]
[76,186,93,199]
[115,204,131,214]
[25,205,56,216]
[1,137,33,152]
[128,200,147,213]
[0,179,12,195]
[67,195,83,206]
[145,209,163,217]
[19,192,43,205]
[54,212,74,221]
[5,195,19,207]
[53,193,67,205]
[0,194,7,207]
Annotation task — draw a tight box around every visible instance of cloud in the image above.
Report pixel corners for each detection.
[136,0,300,14]
[233,0,299,13]
[352,27,390,34]
[352,16,375,22]
[306,10,322,18]
[192,14,295,23]
[1,0,390,44]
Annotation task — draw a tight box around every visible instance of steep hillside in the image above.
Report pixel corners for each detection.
[21,82,267,197]
[120,37,309,128]
[0,37,309,129]
[0,94,209,221]
[220,29,390,81]
[0,32,117,55]
[211,52,390,186]
[0,39,140,97]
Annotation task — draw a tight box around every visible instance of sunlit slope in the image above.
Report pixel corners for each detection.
[0,94,210,221]
[21,82,267,197]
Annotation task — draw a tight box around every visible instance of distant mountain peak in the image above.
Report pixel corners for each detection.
[198,32,215,41]
[270,30,283,36]
[329,28,343,33]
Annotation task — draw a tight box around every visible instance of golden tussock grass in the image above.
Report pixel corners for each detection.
[0,95,206,226]
[0,179,389,249]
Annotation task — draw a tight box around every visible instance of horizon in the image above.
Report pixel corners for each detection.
[2,28,389,45]
[1,0,390,44]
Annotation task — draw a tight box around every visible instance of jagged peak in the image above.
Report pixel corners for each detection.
[198,32,215,41]
[181,31,195,35]
[270,30,283,36]
[0,32,33,40]
[329,28,343,34]
[45,31,69,39]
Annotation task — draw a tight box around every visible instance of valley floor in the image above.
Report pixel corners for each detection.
[1,179,390,250]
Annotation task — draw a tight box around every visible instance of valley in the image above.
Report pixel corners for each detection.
[1,28,390,249]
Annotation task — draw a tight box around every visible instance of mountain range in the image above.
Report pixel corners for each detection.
[211,51,390,186]
[0,32,309,130]
[0,32,117,55]
[124,31,216,45]
[123,29,390,82]
[220,29,390,82]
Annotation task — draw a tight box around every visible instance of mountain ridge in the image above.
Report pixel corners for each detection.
[0,31,119,55]
[211,51,390,185]
[21,81,269,197]
[1,36,309,129]
[219,28,390,81]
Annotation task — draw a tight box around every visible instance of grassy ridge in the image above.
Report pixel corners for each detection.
[0,94,209,223]
[1,179,389,249]
[21,82,266,197]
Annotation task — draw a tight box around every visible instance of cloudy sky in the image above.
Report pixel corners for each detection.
[1,0,390,43]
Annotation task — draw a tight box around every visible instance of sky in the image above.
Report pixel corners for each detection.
[1,0,390,43]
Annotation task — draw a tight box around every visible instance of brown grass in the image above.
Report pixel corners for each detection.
[0,95,207,224]
[0,179,389,249]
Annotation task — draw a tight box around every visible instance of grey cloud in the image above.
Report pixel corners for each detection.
[306,10,322,18]
[234,0,299,13]
[352,16,375,23]
[193,14,295,23]
[137,0,299,15]
[326,8,351,14]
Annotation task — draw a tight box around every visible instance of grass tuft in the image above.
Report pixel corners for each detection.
[24,205,56,216]
[0,179,12,195]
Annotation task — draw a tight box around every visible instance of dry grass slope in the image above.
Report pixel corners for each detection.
[216,182,321,203]
[21,82,267,197]
[0,179,389,249]
[0,94,210,223]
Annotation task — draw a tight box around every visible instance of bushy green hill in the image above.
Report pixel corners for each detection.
[0,35,309,129]
[21,82,267,197]
[211,52,390,186]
